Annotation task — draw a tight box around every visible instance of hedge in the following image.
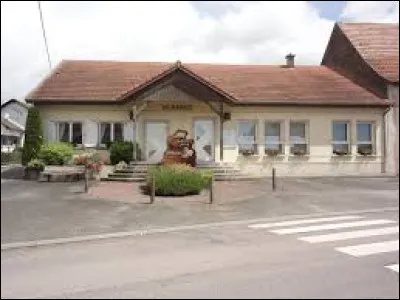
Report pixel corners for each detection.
[38,142,74,165]
[109,141,141,165]
[142,164,213,196]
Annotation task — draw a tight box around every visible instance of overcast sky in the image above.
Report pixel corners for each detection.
[1,1,398,103]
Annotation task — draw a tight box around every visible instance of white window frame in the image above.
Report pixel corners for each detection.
[289,120,309,155]
[56,121,83,146]
[332,121,351,155]
[264,120,284,155]
[356,121,375,155]
[98,122,124,147]
[237,120,258,155]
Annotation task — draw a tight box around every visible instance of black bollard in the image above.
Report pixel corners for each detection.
[272,167,276,191]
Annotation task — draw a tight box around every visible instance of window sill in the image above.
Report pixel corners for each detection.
[263,154,285,158]
[288,154,310,157]
[355,154,380,158]
[331,154,351,157]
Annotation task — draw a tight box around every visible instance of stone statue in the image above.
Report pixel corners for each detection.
[161,129,196,167]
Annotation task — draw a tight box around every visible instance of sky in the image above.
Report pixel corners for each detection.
[1,1,399,103]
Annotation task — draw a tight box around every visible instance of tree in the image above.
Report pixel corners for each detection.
[22,107,44,165]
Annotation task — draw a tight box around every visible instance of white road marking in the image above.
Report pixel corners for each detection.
[270,219,395,235]
[299,226,399,243]
[385,264,399,273]
[248,215,362,229]
[336,240,399,257]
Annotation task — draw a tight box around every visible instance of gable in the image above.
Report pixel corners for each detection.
[322,23,389,98]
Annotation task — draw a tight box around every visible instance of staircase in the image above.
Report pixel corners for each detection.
[102,162,264,182]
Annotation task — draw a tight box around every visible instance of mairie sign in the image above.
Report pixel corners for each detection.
[162,104,193,111]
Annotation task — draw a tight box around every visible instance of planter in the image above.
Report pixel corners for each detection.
[240,149,256,156]
[24,167,44,180]
[265,149,280,157]
[333,149,348,156]
[292,148,307,156]
[358,148,372,156]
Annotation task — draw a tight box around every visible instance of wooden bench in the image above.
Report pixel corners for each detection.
[41,169,85,182]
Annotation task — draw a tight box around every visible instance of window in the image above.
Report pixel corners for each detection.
[72,123,82,145]
[332,121,350,155]
[114,123,123,141]
[290,121,308,155]
[100,123,111,145]
[265,122,283,155]
[56,122,82,145]
[99,122,124,146]
[357,121,374,155]
[57,122,70,143]
[237,120,257,155]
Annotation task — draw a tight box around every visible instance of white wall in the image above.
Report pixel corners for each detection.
[386,84,399,175]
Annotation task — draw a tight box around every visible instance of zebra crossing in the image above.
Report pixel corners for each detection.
[248,214,399,273]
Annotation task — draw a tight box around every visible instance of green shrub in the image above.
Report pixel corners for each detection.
[26,159,45,171]
[22,107,44,165]
[1,149,21,165]
[109,141,141,165]
[142,164,212,196]
[39,142,74,165]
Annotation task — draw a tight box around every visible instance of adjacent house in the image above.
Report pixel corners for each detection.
[322,22,399,175]
[25,54,393,177]
[1,99,29,153]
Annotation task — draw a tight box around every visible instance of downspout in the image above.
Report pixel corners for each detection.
[382,106,391,174]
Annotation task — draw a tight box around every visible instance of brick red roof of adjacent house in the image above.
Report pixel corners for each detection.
[339,23,399,83]
[26,59,390,106]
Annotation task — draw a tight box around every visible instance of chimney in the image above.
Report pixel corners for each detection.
[285,53,295,68]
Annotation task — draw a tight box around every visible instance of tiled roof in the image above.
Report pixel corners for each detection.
[26,59,389,106]
[339,23,399,82]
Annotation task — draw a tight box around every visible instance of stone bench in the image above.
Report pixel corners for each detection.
[40,167,85,182]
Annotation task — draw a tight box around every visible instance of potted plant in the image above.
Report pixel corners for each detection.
[25,159,45,180]
[74,152,104,180]
[358,147,372,156]
[333,148,348,156]
[265,149,280,156]
[240,148,255,156]
[292,146,307,156]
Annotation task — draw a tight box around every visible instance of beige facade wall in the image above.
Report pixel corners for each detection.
[386,84,399,176]
[36,98,387,176]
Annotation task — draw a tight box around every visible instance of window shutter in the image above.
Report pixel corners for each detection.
[84,120,98,147]
[124,121,135,142]
[46,121,56,142]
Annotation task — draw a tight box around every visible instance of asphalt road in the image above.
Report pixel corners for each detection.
[1,209,398,299]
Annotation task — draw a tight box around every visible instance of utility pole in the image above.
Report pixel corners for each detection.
[37,1,52,69]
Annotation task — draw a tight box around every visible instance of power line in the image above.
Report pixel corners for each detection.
[37,1,52,69]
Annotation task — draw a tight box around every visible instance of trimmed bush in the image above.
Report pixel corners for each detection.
[142,164,213,196]
[1,148,22,165]
[39,142,74,165]
[109,141,141,165]
[22,107,44,165]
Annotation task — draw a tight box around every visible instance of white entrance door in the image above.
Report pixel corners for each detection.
[194,119,214,162]
[145,122,168,163]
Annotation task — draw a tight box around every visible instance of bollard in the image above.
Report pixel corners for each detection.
[272,167,276,191]
[150,175,155,204]
[209,177,214,204]
[84,165,89,193]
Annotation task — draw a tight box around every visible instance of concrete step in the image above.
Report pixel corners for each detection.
[114,169,147,174]
[108,173,147,178]
[101,177,145,182]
